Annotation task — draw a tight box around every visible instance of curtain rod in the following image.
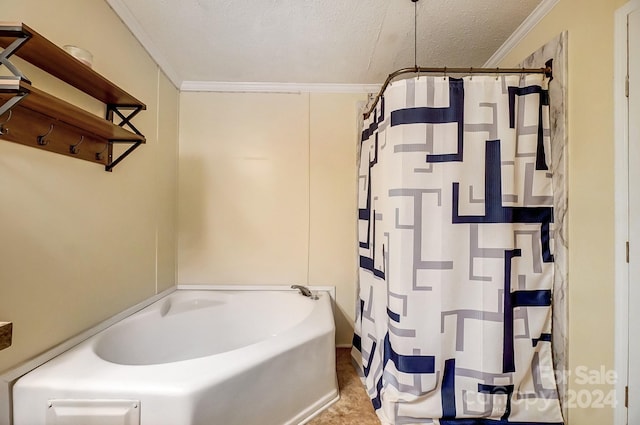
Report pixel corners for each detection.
[363,65,553,119]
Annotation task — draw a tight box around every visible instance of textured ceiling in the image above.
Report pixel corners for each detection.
[107,0,543,86]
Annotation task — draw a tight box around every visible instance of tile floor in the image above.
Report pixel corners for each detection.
[307,348,380,425]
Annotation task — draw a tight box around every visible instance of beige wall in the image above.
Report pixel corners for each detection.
[178,91,365,345]
[6,1,617,420]
[0,0,179,373]
[499,0,626,423]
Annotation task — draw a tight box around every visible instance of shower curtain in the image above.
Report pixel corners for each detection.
[352,74,564,425]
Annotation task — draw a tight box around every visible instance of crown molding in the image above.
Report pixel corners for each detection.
[180,81,381,94]
[105,0,183,88]
[484,0,560,67]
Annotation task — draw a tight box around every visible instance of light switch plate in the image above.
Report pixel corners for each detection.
[0,322,12,350]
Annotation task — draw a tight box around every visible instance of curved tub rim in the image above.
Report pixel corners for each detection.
[1,284,337,425]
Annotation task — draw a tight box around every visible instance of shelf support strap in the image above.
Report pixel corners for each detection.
[105,104,146,172]
[0,35,32,83]
[0,90,27,117]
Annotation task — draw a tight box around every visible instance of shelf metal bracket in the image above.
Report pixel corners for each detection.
[0,88,28,117]
[105,140,143,172]
[0,27,32,126]
[107,104,144,137]
[0,26,32,83]
[105,104,145,172]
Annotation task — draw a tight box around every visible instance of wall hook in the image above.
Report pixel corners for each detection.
[69,135,84,154]
[37,124,54,146]
[95,141,109,161]
[0,110,12,136]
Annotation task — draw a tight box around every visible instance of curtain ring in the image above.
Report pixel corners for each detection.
[37,124,54,146]
[469,67,473,80]
[69,135,84,154]
[443,66,447,80]
[0,110,12,136]
[496,67,500,80]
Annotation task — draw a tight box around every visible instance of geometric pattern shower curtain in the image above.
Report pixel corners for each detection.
[352,74,564,425]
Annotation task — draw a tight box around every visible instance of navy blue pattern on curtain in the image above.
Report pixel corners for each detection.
[352,75,564,425]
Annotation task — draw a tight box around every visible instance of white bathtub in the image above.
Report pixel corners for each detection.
[12,288,338,425]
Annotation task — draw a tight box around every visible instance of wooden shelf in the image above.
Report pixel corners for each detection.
[0,22,146,171]
[0,80,143,142]
[0,22,145,108]
[0,322,12,351]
